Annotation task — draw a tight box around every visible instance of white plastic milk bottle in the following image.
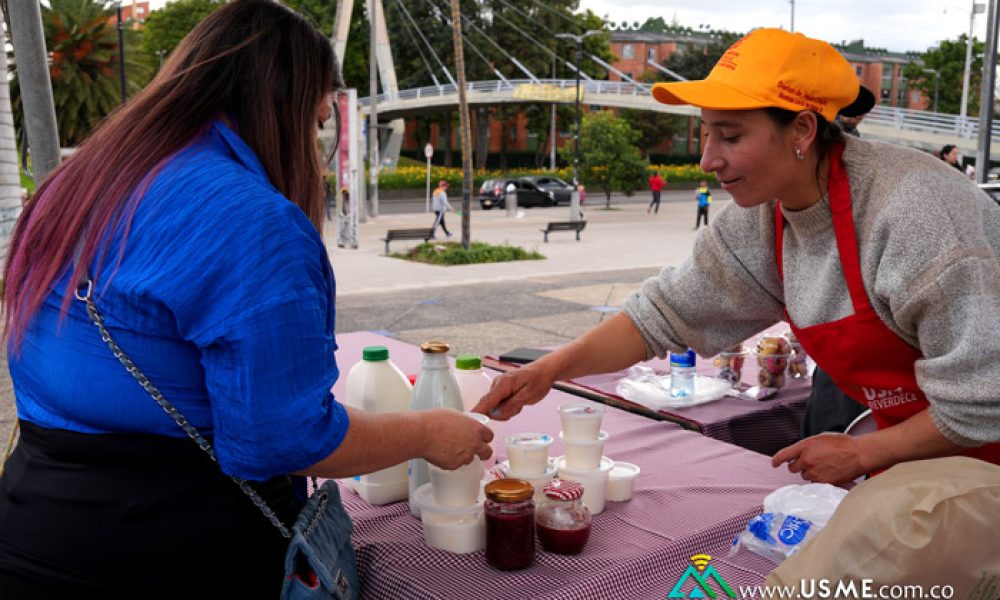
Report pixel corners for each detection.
[343,345,412,505]
[454,355,496,467]
[408,341,464,517]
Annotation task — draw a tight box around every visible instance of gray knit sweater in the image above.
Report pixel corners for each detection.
[622,134,1000,447]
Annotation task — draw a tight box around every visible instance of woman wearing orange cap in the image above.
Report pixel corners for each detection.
[475,28,1000,485]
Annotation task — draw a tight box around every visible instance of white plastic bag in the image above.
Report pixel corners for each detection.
[730,483,848,563]
[615,365,731,410]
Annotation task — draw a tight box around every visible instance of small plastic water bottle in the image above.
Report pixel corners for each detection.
[669,349,697,398]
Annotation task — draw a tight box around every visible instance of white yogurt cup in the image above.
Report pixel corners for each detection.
[559,430,609,470]
[606,461,641,502]
[503,432,554,476]
[465,412,496,468]
[413,483,485,554]
[555,456,615,514]
[428,457,484,507]
[464,412,490,427]
[496,459,558,503]
[558,404,605,441]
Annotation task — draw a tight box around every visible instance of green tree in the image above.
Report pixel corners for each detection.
[564,111,646,207]
[10,0,150,147]
[903,34,983,115]
[140,0,222,72]
[619,107,684,160]
[340,0,370,91]
[661,30,741,80]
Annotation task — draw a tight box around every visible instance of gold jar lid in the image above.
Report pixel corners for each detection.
[420,341,450,354]
[485,479,533,503]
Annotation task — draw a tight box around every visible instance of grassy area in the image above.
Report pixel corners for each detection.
[391,241,544,266]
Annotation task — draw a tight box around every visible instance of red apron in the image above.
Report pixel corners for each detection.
[775,143,1000,465]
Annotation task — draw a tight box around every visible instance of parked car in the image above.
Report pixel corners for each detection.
[478,178,558,210]
[520,176,573,206]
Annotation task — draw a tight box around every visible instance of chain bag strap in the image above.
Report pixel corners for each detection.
[74,279,292,538]
[75,278,358,599]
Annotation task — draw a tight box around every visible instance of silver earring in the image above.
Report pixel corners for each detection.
[794,147,804,160]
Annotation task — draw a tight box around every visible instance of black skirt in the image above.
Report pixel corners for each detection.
[0,420,303,599]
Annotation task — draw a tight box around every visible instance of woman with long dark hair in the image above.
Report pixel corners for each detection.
[0,2,490,597]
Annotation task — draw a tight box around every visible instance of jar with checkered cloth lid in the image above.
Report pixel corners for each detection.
[535,479,591,555]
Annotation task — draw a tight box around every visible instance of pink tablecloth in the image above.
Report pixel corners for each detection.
[333,331,806,599]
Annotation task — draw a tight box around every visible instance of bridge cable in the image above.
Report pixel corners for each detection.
[388,0,441,86]
[646,59,688,82]
[487,0,593,81]
[521,0,584,34]
[490,0,646,90]
[418,0,537,83]
[391,0,458,87]
[421,0,512,85]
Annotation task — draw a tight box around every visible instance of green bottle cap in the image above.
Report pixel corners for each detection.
[455,355,481,370]
[362,346,389,361]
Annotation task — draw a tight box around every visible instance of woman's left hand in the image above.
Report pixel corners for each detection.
[772,433,866,485]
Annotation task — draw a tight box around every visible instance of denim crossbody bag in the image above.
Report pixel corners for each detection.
[74,278,359,599]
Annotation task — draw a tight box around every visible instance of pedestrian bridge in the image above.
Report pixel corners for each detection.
[362,79,999,156]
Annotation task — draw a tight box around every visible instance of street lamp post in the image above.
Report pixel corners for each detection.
[556,30,601,223]
[960,1,986,121]
[115,0,126,105]
[789,0,795,32]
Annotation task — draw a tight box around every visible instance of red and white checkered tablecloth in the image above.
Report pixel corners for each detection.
[332,332,808,599]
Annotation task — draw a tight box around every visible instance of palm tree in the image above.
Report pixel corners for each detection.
[10,0,149,148]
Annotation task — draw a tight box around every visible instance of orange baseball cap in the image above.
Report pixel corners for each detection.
[651,28,874,122]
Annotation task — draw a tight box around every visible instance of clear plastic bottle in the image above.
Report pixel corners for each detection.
[343,346,412,504]
[669,349,697,398]
[408,341,464,517]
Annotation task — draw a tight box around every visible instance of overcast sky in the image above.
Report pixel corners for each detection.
[578,0,988,53]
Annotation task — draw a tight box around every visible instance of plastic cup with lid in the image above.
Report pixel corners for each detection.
[428,456,484,508]
[606,461,640,502]
[413,483,485,554]
[558,404,605,441]
[495,457,557,503]
[559,430,609,470]
[504,432,554,476]
[555,456,614,514]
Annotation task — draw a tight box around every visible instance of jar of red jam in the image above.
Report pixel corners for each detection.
[535,478,591,555]
[484,479,535,570]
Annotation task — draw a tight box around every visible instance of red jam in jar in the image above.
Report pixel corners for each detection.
[535,478,591,555]
[484,479,535,570]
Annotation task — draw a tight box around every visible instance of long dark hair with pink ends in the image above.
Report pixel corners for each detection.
[3,0,340,349]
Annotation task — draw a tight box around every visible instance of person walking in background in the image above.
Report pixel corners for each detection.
[648,170,666,214]
[694,179,712,229]
[939,144,963,172]
[431,180,453,238]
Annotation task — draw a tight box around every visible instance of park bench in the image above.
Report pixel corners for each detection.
[540,220,586,243]
[381,228,436,253]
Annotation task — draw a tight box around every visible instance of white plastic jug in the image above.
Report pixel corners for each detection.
[343,345,412,505]
[453,355,495,467]
[453,355,492,411]
[408,341,464,517]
